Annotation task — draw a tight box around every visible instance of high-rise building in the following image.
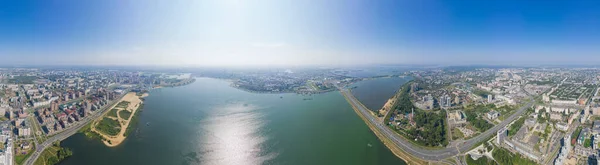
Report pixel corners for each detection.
[51,101,58,111]
[497,126,507,144]
[488,95,493,103]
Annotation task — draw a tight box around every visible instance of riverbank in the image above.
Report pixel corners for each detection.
[341,90,429,165]
[34,141,72,165]
[90,92,144,147]
[228,81,337,95]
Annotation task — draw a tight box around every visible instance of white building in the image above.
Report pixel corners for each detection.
[555,122,569,131]
[18,127,31,137]
[487,110,500,120]
[497,127,507,145]
[543,94,550,102]
[552,99,577,105]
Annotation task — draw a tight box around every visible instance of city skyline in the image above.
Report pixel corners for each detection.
[1,0,599,66]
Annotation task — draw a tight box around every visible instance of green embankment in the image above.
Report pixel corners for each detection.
[33,142,72,165]
[78,122,103,140]
[124,104,144,137]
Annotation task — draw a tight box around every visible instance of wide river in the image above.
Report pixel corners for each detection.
[59,78,406,165]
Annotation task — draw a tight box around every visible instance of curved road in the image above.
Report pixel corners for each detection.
[340,88,533,161]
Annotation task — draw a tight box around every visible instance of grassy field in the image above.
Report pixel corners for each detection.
[508,117,526,136]
[107,108,119,118]
[15,142,35,165]
[78,122,103,140]
[124,104,143,137]
[115,101,130,109]
[452,127,465,139]
[119,110,132,120]
[95,117,121,136]
[34,142,72,165]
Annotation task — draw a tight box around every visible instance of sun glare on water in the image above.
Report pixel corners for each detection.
[196,102,276,165]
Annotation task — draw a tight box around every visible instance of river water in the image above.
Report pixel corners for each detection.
[350,77,412,111]
[59,77,406,165]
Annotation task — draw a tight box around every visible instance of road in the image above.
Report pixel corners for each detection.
[339,87,533,161]
[24,93,126,165]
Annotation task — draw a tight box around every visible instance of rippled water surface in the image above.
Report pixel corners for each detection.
[60,78,406,165]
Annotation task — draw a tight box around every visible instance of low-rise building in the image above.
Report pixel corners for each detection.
[574,145,595,157]
[487,110,500,120]
[18,127,31,137]
[448,110,467,127]
[550,113,563,121]
[555,122,569,131]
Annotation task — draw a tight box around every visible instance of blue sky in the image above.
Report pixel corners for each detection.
[0,0,599,66]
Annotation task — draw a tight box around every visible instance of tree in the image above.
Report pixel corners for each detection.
[584,139,592,148]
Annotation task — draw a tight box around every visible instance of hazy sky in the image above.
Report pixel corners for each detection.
[0,0,599,67]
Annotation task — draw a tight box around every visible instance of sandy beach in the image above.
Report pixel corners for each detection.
[91,92,144,147]
[378,97,396,121]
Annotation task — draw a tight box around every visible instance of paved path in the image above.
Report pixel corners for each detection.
[339,87,533,161]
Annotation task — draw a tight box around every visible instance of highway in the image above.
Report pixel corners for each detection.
[339,87,534,161]
[24,93,126,165]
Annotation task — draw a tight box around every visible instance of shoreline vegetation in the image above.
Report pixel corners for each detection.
[33,142,72,165]
[160,78,196,87]
[152,78,196,89]
[343,79,451,164]
[28,77,196,164]
[79,92,144,147]
[341,89,428,165]
[228,83,337,95]
[78,79,191,145]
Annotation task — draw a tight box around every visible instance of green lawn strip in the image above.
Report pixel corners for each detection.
[124,104,144,137]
